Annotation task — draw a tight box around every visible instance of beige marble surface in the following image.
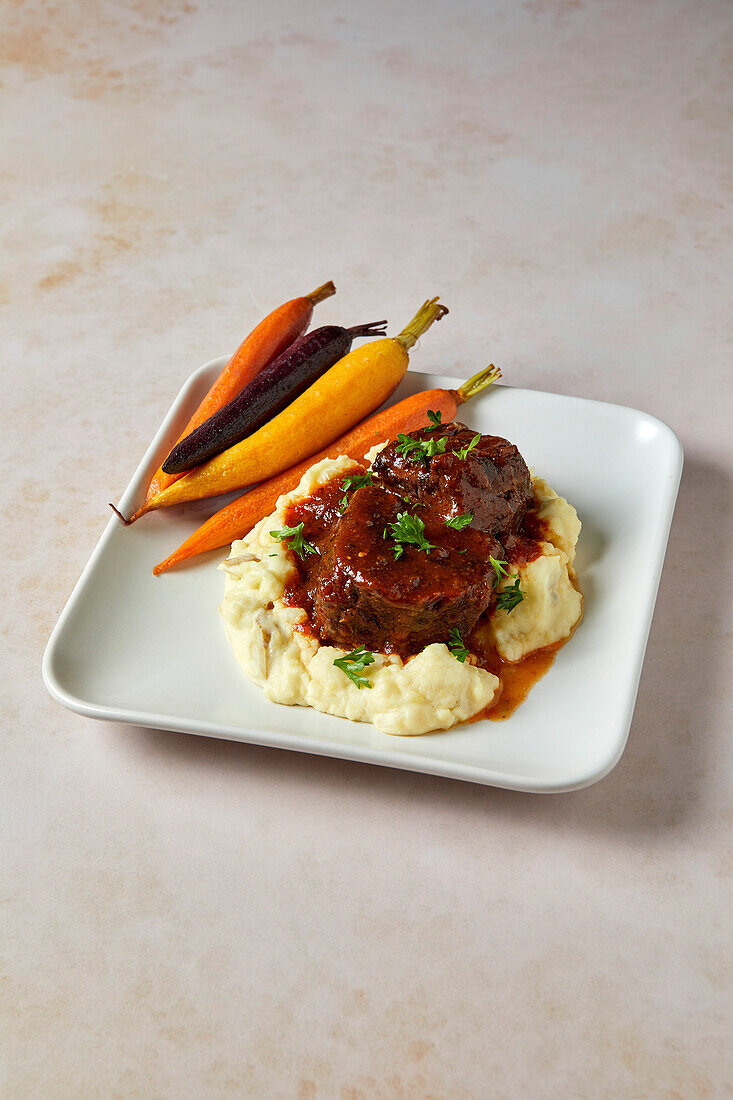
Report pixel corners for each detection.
[2,0,732,1095]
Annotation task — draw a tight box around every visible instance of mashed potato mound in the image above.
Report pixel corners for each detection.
[219,456,581,735]
[488,477,583,663]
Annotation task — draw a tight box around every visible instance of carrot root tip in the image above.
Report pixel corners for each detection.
[109,502,133,526]
[347,320,389,339]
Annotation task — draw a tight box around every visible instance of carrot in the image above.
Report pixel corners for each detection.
[135,280,336,509]
[152,364,501,573]
[131,297,448,520]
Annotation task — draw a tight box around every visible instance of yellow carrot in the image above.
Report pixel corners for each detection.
[131,298,448,518]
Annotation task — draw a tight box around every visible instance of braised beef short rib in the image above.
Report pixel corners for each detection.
[311,483,504,655]
[371,423,533,537]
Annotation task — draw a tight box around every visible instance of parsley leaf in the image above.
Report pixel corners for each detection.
[394,433,423,458]
[395,432,447,465]
[448,627,469,663]
[269,522,316,560]
[333,647,375,689]
[388,511,436,558]
[452,433,481,461]
[445,513,473,531]
[487,555,525,609]
[489,555,510,585]
[496,575,525,612]
[426,409,443,430]
[342,472,373,493]
[339,471,374,514]
[423,435,448,460]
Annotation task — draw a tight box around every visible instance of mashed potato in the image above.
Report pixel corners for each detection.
[488,477,582,663]
[219,455,581,735]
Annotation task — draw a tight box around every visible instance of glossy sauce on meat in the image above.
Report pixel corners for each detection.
[372,423,533,536]
[311,484,502,654]
[281,472,358,634]
[283,472,360,548]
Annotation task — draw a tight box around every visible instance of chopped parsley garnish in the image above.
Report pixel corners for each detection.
[489,555,510,584]
[426,409,443,430]
[448,627,469,663]
[422,435,448,459]
[496,575,525,612]
[395,432,447,465]
[452,433,481,461]
[394,433,422,458]
[339,472,374,513]
[333,647,375,689]
[488,554,524,610]
[269,522,316,560]
[388,511,436,559]
[445,513,473,531]
[342,472,373,493]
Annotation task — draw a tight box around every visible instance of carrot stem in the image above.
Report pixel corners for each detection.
[456,363,502,404]
[306,280,336,305]
[394,298,448,350]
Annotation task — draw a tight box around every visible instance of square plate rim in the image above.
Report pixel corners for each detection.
[42,359,684,793]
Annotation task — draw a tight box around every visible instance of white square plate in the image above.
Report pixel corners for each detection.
[43,361,682,792]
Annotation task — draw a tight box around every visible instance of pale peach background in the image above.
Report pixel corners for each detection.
[2,0,732,1096]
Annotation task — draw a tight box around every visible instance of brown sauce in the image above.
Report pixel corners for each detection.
[282,468,364,547]
[474,641,560,721]
[280,471,358,633]
[502,530,544,568]
[281,574,315,635]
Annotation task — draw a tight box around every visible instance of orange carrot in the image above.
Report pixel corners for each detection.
[152,364,500,574]
[139,280,335,507]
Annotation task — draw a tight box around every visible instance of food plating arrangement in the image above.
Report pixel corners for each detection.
[112,284,583,735]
